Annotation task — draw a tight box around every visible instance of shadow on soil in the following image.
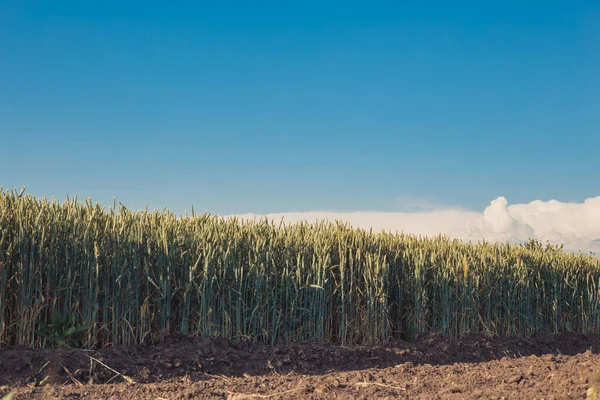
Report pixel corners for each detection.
[1,332,599,386]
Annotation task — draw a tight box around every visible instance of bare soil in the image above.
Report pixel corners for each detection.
[1,333,599,399]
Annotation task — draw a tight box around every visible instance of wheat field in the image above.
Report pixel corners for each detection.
[1,188,599,349]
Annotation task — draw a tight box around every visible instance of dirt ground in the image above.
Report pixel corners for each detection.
[1,332,599,399]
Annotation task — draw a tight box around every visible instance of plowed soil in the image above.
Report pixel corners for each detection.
[1,333,599,399]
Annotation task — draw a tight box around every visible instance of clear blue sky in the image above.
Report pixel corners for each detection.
[1,1,598,214]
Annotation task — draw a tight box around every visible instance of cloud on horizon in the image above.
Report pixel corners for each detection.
[227,196,600,255]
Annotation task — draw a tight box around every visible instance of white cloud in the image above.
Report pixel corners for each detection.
[226,196,600,255]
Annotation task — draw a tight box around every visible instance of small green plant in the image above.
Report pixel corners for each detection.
[35,311,89,348]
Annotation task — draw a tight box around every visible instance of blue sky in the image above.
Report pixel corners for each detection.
[1,1,598,215]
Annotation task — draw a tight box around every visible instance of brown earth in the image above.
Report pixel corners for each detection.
[1,333,599,399]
